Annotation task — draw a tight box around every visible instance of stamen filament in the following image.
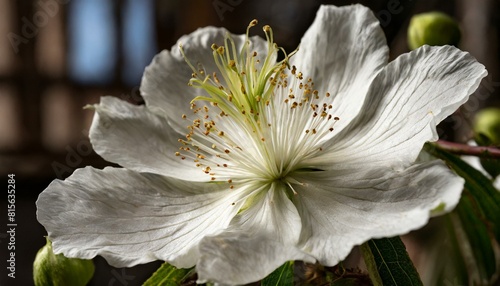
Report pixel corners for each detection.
[176,20,338,197]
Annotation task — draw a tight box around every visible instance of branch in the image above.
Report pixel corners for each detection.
[434,140,500,159]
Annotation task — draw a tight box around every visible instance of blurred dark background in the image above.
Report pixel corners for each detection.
[0,0,498,285]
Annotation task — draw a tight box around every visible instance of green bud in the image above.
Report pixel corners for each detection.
[408,12,461,50]
[33,238,95,286]
[474,107,500,146]
[474,108,500,178]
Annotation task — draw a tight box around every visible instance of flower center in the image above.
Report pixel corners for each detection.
[176,21,338,191]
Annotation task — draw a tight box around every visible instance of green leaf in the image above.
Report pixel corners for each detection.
[425,143,500,241]
[443,215,469,284]
[456,195,496,279]
[479,157,500,178]
[360,237,423,286]
[261,261,294,286]
[142,262,192,286]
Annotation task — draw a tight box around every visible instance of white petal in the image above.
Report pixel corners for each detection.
[462,154,500,191]
[312,45,487,169]
[197,232,315,285]
[196,183,307,284]
[229,182,302,245]
[36,167,244,268]
[291,4,389,133]
[292,160,463,266]
[140,27,269,132]
[89,96,208,181]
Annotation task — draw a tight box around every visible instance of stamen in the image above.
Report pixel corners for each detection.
[176,21,339,189]
[286,182,298,195]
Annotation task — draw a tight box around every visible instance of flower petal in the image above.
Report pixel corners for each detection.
[89,96,208,181]
[229,182,302,245]
[36,167,243,268]
[196,184,309,284]
[196,232,314,285]
[311,45,487,169]
[140,27,269,132]
[292,160,463,266]
[291,4,389,132]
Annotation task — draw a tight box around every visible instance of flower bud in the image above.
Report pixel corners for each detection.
[474,107,500,178]
[474,107,500,146]
[408,12,461,50]
[33,238,94,286]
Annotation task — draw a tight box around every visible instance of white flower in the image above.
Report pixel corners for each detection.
[36,4,487,285]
